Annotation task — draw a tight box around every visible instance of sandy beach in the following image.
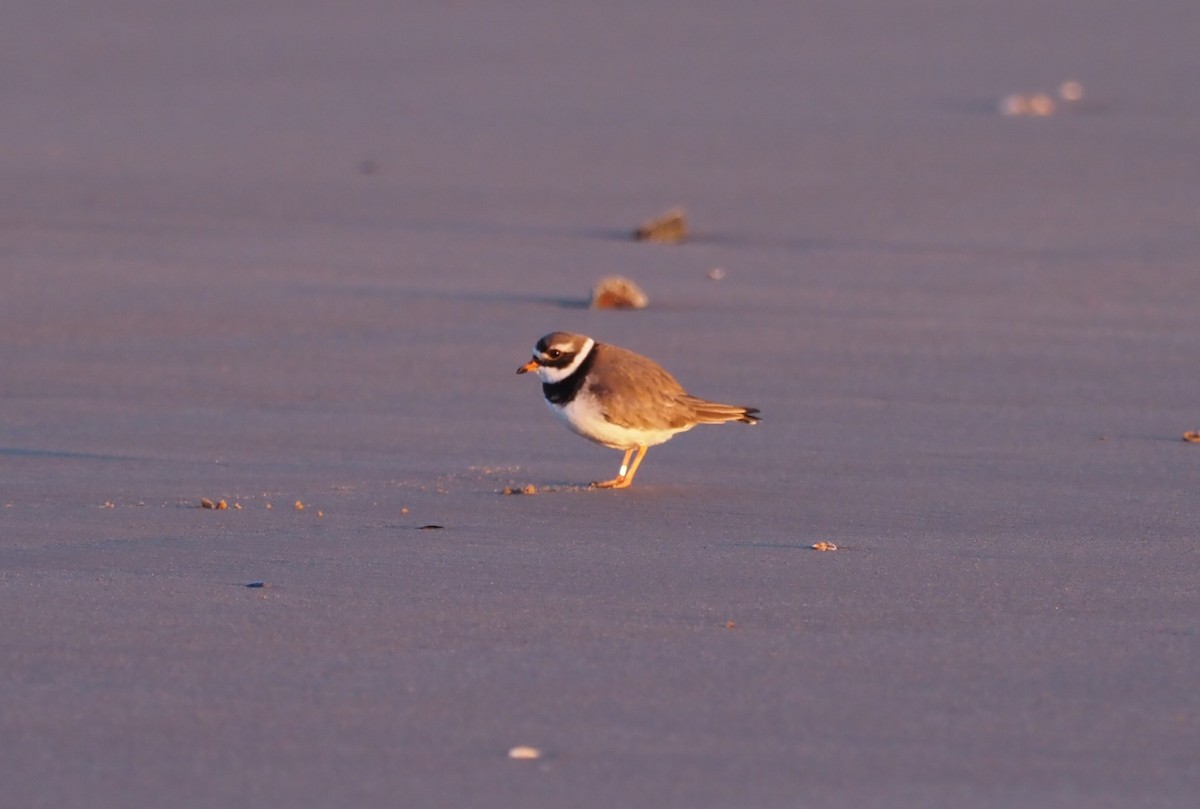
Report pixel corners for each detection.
[3,2,1199,807]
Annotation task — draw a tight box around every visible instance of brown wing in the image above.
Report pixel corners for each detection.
[678,395,761,425]
[587,343,761,429]
[585,343,696,430]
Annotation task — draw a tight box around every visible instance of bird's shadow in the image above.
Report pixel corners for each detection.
[0,446,140,462]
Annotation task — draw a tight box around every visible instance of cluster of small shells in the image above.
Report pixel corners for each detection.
[591,210,728,307]
[199,497,321,516]
[999,80,1084,117]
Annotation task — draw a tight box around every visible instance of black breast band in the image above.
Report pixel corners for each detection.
[543,348,597,405]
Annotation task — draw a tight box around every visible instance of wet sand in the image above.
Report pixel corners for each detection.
[3,2,1199,807]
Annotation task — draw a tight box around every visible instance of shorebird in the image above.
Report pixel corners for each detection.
[517,331,760,488]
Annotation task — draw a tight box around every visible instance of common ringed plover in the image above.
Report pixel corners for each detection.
[517,331,760,488]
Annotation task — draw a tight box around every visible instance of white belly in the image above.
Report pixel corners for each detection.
[548,395,690,449]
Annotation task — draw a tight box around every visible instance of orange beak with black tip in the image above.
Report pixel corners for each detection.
[517,358,539,374]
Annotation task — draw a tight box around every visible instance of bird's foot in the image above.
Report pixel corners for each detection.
[590,477,632,489]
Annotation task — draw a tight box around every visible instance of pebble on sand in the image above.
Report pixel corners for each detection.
[590,276,648,310]
[634,207,688,243]
[508,746,542,760]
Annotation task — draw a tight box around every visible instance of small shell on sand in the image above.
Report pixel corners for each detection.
[634,207,688,243]
[1059,80,1084,102]
[811,541,838,552]
[1182,430,1200,443]
[508,745,542,760]
[591,276,649,310]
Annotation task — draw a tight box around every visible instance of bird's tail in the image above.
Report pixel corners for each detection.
[681,395,761,425]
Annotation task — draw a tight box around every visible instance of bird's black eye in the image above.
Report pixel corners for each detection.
[545,349,562,360]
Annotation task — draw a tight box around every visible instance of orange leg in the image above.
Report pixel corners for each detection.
[591,447,634,489]
[591,445,648,489]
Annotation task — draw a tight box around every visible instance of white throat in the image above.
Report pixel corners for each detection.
[537,337,595,384]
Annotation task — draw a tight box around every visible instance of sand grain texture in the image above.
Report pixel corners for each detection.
[2,2,1199,808]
